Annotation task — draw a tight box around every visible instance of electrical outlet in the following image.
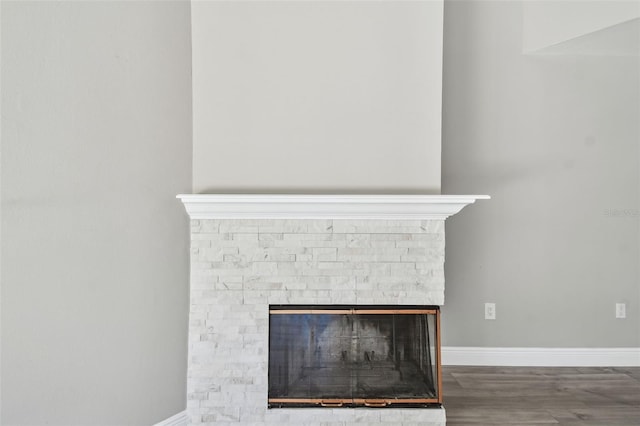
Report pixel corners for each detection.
[616,303,626,319]
[485,303,496,320]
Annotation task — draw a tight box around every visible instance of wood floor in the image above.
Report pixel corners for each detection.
[442,366,640,425]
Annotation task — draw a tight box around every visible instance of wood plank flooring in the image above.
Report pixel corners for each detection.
[442,366,640,425]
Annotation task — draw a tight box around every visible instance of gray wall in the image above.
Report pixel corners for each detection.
[441,0,639,347]
[191,1,443,194]
[1,1,638,424]
[1,1,192,425]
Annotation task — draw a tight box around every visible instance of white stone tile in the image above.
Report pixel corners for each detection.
[187,218,448,425]
[232,233,260,241]
[219,224,260,233]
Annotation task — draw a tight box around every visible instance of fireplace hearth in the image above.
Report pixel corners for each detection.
[178,194,488,426]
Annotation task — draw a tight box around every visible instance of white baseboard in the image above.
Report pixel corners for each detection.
[153,410,187,426]
[442,346,640,367]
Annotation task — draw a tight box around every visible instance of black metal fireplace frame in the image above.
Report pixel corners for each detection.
[268,304,442,408]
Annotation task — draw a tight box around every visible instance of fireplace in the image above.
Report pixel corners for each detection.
[268,305,441,408]
[178,194,487,425]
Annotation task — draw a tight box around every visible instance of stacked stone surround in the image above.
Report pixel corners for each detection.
[187,218,447,426]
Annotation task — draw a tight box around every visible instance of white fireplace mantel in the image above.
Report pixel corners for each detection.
[177,194,490,220]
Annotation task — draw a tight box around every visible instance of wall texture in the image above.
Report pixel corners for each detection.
[191,1,443,194]
[441,0,639,347]
[1,1,192,424]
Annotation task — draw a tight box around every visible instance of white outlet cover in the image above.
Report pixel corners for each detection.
[485,303,496,320]
[616,303,626,319]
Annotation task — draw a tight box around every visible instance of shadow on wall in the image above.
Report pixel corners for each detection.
[197,187,443,195]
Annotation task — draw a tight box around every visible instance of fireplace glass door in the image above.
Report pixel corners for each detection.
[268,306,441,408]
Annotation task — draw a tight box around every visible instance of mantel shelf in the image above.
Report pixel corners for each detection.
[177,194,490,220]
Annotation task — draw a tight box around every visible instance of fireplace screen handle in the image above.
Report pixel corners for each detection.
[320,400,344,407]
[363,399,389,408]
